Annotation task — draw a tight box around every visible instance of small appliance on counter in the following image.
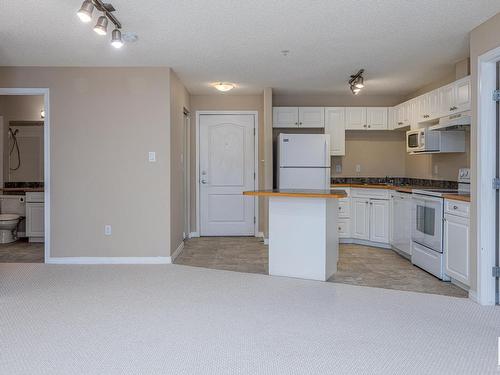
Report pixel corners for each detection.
[277,133,331,189]
[410,168,470,280]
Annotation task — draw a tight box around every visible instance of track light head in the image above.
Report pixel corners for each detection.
[77,0,94,23]
[349,69,365,95]
[93,16,108,36]
[111,29,124,48]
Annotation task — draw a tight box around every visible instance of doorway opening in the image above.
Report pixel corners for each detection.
[0,89,50,263]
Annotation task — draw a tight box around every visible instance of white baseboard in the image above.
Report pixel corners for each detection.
[46,257,171,265]
[468,290,478,303]
[256,231,264,238]
[171,241,184,262]
[340,238,391,249]
[189,232,200,238]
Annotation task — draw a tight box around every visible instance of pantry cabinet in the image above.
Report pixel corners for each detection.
[273,107,325,128]
[324,107,345,156]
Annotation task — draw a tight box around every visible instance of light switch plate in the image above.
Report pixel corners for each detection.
[355,164,361,173]
[335,164,342,173]
[148,151,156,162]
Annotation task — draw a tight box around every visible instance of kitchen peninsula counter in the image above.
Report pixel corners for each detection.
[244,188,347,281]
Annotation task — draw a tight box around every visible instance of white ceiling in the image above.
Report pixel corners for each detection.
[1,1,500,95]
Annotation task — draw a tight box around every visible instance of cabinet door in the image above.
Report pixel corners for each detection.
[444,214,470,285]
[324,107,345,155]
[391,195,412,255]
[408,99,419,129]
[351,198,370,240]
[439,84,455,117]
[26,203,45,237]
[454,77,471,113]
[366,107,388,130]
[299,107,325,128]
[369,199,389,243]
[394,104,406,128]
[416,94,430,124]
[345,107,367,130]
[427,89,440,120]
[273,107,299,128]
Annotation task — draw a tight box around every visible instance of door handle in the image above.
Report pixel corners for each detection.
[201,179,208,184]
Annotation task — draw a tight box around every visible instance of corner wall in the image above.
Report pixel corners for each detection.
[0,67,172,259]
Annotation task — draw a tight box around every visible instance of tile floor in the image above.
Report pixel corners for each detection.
[175,237,468,298]
[0,238,44,263]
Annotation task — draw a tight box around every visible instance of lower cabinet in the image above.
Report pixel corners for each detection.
[444,204,470,286]
[369,199,390,243]
[351,198,370,240]
[26,202,45,238]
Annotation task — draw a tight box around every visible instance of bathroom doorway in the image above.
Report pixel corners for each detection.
[0,89,49,263]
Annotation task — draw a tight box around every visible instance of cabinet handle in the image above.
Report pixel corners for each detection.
[453,205,458,210]
[368,125,371,128]
[338,206,342,210]
[370,202,373,205]
[299,122,303,125]
[295,122,298,125]
[338,227,341,231]
[397,122,403,125]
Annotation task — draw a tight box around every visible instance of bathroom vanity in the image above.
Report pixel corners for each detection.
[244,189,347,281]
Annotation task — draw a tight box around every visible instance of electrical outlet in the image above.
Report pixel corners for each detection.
[104,225,112,236]
[148,151,156,162]
[355,164,361,173]
[434,165,439,175]
[335,164,342,173]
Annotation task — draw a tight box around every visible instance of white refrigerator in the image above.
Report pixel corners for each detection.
[278,133,331,189]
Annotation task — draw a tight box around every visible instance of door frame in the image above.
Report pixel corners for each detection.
[183,109,190,240]
[195,111,259,237]
[0,88,50,263]
[476,45,500,305]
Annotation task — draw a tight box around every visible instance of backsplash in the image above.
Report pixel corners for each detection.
[4,182,44,189]
[331,177,458,189]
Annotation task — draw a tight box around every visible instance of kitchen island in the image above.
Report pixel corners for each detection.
[244,189,347,281]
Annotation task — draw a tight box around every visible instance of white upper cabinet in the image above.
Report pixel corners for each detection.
[273,107,299,128]
[438,76,471,118]
[454,77,471,113]
[273,107,325,128]
[366,107,388,130]
[393,104,406,129]
[345,107,367,130]
[346,107,388,130]
[324,107,345,156]
[299,107,325,128]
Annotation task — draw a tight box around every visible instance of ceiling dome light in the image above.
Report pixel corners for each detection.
[213,82,235,92]
[93,16,108,36]
[77,0,94,23]
[111,29,124,48]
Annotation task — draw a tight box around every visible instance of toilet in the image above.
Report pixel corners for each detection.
[0,195,25,244]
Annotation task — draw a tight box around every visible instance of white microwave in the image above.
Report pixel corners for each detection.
[406,129,440,153]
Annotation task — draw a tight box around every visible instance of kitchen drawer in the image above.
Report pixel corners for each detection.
[444,199,469,218]
[337,218,351,238]
[338,200,350,218]
[351,188,390,200]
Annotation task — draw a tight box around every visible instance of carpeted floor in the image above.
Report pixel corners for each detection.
[0,263,499,374]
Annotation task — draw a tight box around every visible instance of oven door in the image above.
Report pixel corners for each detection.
[411,195,443,252]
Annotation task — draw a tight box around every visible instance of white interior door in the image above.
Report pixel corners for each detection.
[199,114,255,236]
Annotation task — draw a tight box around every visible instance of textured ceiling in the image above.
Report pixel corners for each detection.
[1,1,500,95]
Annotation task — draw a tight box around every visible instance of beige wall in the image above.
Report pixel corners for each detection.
[469,12,500,292]
[189,94,265,234]
[0,95,45,183]
[170,71,190,255]
[332,131,407,177]
[0,67,171,258]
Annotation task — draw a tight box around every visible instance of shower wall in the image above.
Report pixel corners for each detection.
[0,95,44,184]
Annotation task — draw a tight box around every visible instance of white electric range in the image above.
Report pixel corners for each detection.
[410,168,470,280]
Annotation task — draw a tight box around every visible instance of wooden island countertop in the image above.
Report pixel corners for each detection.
[244,189,347,199]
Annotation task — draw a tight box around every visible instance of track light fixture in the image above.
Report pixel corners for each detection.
[77,0,128,48]
[93,16,108,35]
[349,69,365,95]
